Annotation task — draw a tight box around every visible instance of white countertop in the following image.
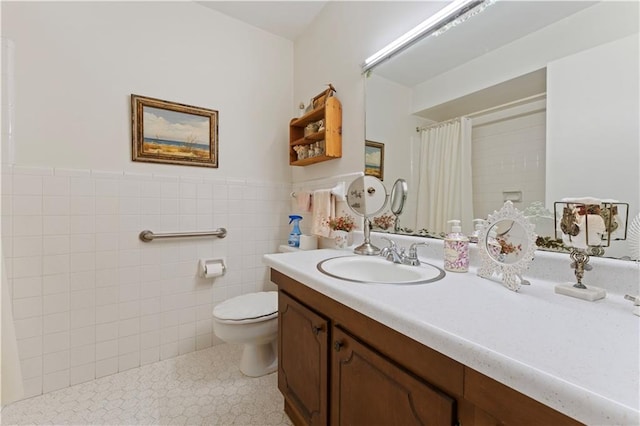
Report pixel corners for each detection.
[263,247,640,426]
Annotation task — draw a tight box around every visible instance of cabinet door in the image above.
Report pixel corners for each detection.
[278,291,329,426]
[331,326,456,426]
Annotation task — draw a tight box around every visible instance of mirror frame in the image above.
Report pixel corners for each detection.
[389,178,408,215]
[477,201,537,292]
[390,178,409,232]
[346,175,388,217]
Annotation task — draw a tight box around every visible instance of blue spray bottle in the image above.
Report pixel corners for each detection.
[288,215,303,248]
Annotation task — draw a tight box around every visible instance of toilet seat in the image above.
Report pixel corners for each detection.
[213,291,278,324]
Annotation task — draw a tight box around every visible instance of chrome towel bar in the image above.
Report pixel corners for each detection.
[139,228,227,242]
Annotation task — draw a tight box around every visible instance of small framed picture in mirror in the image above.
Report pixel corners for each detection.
[365,140,384,180]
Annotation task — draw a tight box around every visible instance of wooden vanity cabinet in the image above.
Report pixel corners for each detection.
[274,270,462,426]
[272,269,582,426]
[278,291,329,425]
[331,326,455,425]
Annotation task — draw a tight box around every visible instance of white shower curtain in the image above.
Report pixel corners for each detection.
[415,117,473,235]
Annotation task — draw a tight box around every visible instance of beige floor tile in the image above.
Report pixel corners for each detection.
[1,344,291,426]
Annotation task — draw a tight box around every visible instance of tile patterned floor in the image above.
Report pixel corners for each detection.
[1,344,292,425]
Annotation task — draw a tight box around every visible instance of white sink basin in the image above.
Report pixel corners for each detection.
[317,255,445,284]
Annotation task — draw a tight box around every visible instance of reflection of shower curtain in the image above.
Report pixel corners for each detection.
[416,117,473,235]
[1,254,24,407]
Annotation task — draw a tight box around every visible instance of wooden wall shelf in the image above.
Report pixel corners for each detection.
[289,94,342,166]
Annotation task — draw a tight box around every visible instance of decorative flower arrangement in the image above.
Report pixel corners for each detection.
[326,215,356,232]
[372,213,395,230]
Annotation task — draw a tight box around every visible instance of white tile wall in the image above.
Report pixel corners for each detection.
[472,111,546,219]
[3,165,291,399]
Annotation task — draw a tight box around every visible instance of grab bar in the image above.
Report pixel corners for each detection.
[139,228,227,242]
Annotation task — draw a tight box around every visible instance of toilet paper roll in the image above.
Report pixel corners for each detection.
[203,262,224,278]
[299,234,318,250]
[199,258,226,279]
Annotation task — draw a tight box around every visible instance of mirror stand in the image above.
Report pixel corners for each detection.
[554,247,607,301]
[354,217,380,255]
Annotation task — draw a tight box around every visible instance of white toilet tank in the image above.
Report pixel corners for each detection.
[278,244,299,253]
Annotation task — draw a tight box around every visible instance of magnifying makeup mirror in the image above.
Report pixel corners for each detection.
[346,175,388,255]
[389,178,408,232]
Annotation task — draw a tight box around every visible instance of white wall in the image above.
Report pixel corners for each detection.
[547,34,639,258]
[1,1,293,399]
[2,1,292,182]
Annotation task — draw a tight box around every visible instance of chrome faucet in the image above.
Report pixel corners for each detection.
[380,237,403,263]
[380,238,429,266]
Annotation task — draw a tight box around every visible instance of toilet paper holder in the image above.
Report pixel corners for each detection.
[199,258,226,279]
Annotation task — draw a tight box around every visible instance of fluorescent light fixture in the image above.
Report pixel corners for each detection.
[362,0,490,73]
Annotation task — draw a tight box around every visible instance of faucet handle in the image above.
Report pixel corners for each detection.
[401,242,428,266]
[381,237,396,248]
[408,242,428,256]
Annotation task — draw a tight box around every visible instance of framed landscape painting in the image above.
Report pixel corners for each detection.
[365,140,384,180]
[131,94,218,168]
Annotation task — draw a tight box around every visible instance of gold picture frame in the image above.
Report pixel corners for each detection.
[131,94,218,168]
[365,140,384,180]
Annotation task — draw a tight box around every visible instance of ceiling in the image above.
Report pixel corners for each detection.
[196,1,327,40]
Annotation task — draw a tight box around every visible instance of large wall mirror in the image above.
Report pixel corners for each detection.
[364,0,639,260]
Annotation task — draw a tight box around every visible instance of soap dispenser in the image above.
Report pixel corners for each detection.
[444,219,469,272]
[288,215,303,248]
[469,219,486,243]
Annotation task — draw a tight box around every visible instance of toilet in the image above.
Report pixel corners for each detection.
[212,291,278,377]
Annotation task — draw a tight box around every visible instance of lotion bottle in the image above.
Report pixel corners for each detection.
[444,219,469,272]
